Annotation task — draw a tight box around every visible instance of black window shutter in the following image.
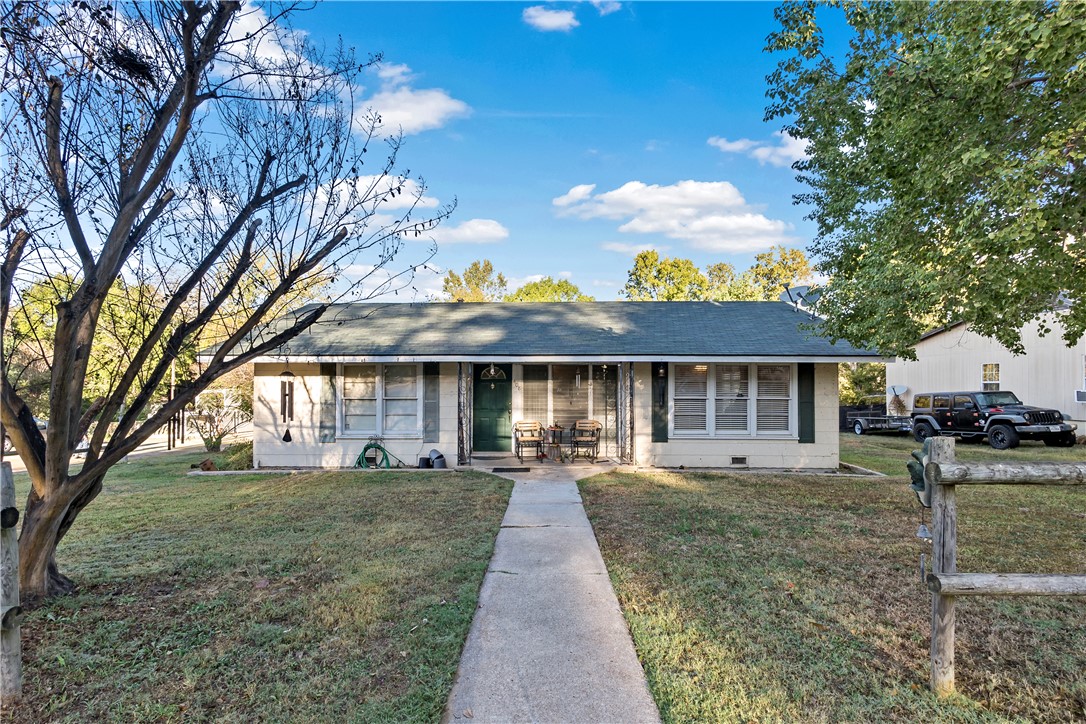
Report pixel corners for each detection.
[798,363,815,444]
[652,362,668,442]
[318,363,337,443]
[424,362,440,443]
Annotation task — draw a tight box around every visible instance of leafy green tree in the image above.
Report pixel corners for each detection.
[838,363,886,406]
[506,277,594,302]
[766,1,1086,356]
[442,259,508,302]
[705,262,762,301]
[747,245,813,300]
[622,250,708,301]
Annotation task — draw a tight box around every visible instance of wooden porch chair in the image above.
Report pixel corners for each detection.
[513,420,545,462]
[569,419,602,462]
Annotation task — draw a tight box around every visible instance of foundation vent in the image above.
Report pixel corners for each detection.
[730,456,748,466]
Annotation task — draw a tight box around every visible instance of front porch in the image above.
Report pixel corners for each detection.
[458,361,634,466]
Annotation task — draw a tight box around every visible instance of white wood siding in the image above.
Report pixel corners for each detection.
[886,316,1086,424]
[254,361,844,469]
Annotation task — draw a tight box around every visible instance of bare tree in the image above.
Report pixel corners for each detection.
[0,1,450,600]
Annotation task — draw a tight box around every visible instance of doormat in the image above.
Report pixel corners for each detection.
[492,467,531,473]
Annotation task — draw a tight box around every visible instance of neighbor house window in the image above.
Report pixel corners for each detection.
[982,363,1000,391]
[671,363,794,436]
[340,363,421,436]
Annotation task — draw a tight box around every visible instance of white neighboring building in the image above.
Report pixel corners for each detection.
[886,316,1086,426]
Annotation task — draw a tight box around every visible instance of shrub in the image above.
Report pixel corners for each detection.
[221,441,254,470]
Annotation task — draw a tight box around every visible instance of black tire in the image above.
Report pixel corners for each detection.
[913,421,935,442]
[853,420,865,436]
[988,424,1020,450]
[1044,432,1076,448]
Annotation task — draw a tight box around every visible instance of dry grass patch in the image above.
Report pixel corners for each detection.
[8,451,511,723]
[581,462,1085,722]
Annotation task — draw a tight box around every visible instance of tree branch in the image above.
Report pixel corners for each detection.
[44,77,94,273]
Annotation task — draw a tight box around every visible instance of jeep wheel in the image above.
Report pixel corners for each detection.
[853,420,865,435]
[913,422,935,442]
[1044,432,1076,448]
[988,424,1020,450]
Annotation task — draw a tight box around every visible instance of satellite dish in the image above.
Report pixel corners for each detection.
[889,385,908,395]
[779,285,809,303]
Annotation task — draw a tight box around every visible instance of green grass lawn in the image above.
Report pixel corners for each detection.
[840,429,1086,476]
[7,451,511,723]
[581,436,1086,722]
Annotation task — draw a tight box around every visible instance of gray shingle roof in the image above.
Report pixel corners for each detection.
[262,301,882,361]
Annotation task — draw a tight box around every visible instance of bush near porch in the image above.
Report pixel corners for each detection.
[580,437,1086,721]
[7,452,511,723]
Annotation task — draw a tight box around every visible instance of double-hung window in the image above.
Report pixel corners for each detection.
[671,363,794,437]
[981,363,1000,391]
[341,363,421,436]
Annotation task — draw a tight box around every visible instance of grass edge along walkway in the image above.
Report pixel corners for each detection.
[8,450,512,723]
[580,464,1086,722]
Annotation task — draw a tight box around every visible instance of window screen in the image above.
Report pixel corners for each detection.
[673,364,709,431]
[343,364,377,432]
[755,365,791,432]
[714,364,749,432]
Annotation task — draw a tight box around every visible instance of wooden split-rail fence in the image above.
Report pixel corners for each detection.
[917,437,1086,696]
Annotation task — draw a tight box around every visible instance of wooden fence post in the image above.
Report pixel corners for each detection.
[1,462,22,704]
[927,437,957,696]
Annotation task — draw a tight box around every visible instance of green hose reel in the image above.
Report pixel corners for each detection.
[355,442,391,469]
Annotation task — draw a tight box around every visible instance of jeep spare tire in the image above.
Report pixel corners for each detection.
[988,424,1020,450]
[913,421,935,442]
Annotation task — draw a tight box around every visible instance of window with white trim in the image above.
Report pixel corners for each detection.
[981,363,1000,391]
[671,363,794,436]
[341,363,421,436]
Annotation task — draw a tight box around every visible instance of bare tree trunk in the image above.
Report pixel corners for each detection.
[17,488,80,602]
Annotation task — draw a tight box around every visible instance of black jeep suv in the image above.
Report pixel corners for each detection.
[911,391,1077,450]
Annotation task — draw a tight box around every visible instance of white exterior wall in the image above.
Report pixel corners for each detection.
[253,362,460,468]
[254,361,843,469]
[631,362,840,469]
[887,318,1086,425]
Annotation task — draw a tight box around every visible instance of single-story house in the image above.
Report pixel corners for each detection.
[886,315,1086,426]
[249,301,885,469]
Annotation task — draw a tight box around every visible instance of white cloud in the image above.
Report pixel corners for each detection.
[523,6,580,32]
[558,270,573,279]
[376,62,415,87]
[358,63,471,136]
[556,180,794,253]
[355,176,439,210]
[601,241,668,256]
[429,218,510,244]
[553,183,597,207]
[367,86,471,136]
[707,131,808,168]
[707,136,758,153]
[591,1,622,15]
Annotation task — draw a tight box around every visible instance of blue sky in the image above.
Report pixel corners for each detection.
[295,2,849,300]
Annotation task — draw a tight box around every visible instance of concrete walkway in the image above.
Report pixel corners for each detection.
[444,465,661,724]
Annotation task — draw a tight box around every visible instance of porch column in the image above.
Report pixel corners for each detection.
[457,362,473,466]
[617,362,634,464]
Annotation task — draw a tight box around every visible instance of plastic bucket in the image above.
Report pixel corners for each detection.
[418,456,432,469]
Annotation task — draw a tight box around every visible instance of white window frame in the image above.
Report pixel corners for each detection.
[981,363,1000,391]
[337,363,424,438]
[668,363,797,438]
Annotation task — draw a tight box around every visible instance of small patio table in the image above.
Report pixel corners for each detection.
[545,425,566,462]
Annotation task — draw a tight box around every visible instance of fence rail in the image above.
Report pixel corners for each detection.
[916,438,1086,697]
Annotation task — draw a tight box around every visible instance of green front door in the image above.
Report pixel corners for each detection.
[473,363,512,452]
